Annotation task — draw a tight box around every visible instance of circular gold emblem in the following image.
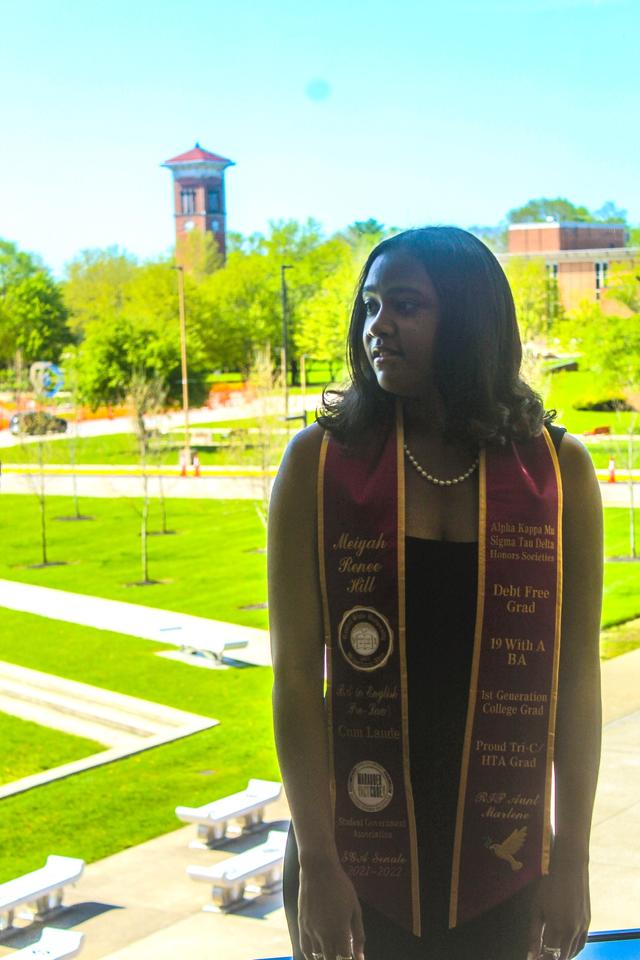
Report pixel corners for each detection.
[338,606,393,671]
[348,760,394,812]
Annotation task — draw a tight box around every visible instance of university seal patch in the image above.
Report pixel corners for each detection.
[338,606,394,672]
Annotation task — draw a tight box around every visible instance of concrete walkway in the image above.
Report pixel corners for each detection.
[0,660,217,800]
[2,464,637,504]
[0,579,271,667]
[0,467,274,500]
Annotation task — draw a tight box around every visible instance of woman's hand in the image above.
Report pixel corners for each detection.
[298,858,365,960]
[527,860,590,960]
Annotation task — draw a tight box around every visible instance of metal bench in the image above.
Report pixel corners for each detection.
[187,829,287,910]
[157,624,248,665]
[176,779,282,845]
[0,856,84,932]
[10,926,85,958]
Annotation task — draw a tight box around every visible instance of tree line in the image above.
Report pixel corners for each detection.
[1,199,638,411]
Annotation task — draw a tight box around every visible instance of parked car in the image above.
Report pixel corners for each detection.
[9,412,68,436]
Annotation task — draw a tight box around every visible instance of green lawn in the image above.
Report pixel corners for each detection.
[0,430,291,468]
[5,425,636,471]
[600,508,640,630]
[1,495,638,631]
[542,370,638,436]
[0,609,277,883]
[1,432,145,465]
[0,492,638,880]
[579,440,639,471]
[0,711,102,786]
[0,496,269,629]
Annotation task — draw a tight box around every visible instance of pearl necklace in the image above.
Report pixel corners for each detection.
[403,442,479,487]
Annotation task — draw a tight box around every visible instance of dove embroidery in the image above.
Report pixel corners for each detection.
[485,827,527,871]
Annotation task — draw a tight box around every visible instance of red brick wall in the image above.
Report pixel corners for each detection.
[508,226,561,253]
[508,224,626,253]
[171,174,227,259]
[558,225,626,250]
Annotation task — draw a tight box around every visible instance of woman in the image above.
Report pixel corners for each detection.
[268,227,602,960]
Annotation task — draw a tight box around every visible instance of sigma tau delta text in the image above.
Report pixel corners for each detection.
[490,520,556,551]
[332,532,387,595]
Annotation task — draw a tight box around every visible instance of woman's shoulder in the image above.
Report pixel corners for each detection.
[281,421,325,469]
[550,429,600,505]
[272,422,325,504]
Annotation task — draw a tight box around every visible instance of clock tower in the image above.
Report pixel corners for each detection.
[162,143,235,262]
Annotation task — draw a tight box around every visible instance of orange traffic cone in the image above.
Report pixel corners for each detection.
[193,452,201,478]
[608,457,616,483]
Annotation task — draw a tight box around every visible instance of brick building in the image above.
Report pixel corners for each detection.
[162,143,234,262]
[500,221,638,314]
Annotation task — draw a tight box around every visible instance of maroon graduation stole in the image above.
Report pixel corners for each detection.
[317,407,562,934]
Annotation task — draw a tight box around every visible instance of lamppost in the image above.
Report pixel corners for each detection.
[280,264,293,419]
[173,265,190,468]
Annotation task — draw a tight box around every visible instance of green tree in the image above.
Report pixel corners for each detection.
[63,247,138,336]
[64,250,208,402]
[342,219,386,245]
[503,257,557,339]
[0,241,72,368]
[593,201,627,224]
[507,198,593,224]
[195,220,350,380]
[197,250,281,374]
[76,319,184,416]
[283,235,355,382]
[295,243,358,377]
[606,259,640,314]
[468,225,507,253]
[557,297,640,558]
[177,230,223,281]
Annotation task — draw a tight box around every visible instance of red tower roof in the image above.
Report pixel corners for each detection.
[163,143,233,166]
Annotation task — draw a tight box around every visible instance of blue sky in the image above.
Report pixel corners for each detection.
[1,0,638,275]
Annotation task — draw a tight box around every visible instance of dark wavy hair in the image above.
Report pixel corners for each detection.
[318,226,552,447]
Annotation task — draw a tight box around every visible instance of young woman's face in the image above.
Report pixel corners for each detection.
[361,250,440,399]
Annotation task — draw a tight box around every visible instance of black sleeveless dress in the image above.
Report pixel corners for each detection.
[283,426,566,960]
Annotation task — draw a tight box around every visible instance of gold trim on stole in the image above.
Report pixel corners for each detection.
[396,404,422,937]
[317,433,336,813]
[448,447,487,929]
[541,426,564,873]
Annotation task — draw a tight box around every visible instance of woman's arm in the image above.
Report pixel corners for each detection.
[528,434,603,960]
[268,425,365,960]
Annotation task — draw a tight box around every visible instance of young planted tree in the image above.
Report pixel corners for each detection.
[248,347,283,529]
[128,372,168,584]
[15,418,67,569]
[0,239,75,565]
[56,350,93,522]
[76,319,182,584]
